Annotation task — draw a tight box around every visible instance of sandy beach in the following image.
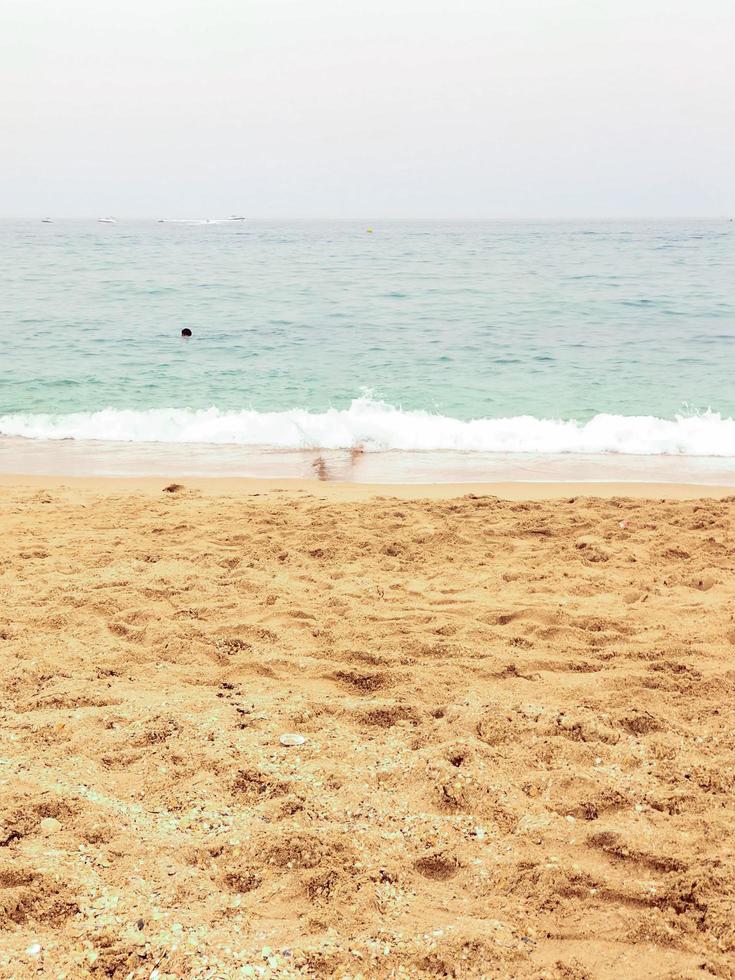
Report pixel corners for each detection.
[2,479,734,978]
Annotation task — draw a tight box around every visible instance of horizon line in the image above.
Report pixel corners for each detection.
[1,214,733,223]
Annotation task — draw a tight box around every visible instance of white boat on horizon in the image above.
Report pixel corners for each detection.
[98,216,117,224]
[41,217,54,223]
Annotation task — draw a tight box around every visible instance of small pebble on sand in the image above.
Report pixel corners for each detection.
[279,733,306,746]
[39,817,62,835]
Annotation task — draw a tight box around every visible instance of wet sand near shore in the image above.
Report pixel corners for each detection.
[1,480,734,978]
[3,435,735,487]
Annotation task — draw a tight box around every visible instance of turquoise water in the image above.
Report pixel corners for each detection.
[2,219,735,454]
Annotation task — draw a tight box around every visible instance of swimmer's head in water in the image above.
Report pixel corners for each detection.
[181,328,192,337]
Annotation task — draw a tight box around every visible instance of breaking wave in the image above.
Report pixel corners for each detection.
[2,398,734,456]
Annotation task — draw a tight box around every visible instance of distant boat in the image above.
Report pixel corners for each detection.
[98,217,117,224]
[230,215,246,221]
[41,217,54,223]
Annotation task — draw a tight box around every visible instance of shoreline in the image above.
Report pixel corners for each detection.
[2,472,735,500]
[3,436,735,491]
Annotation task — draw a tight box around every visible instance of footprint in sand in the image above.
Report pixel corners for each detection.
[414,853,459,880]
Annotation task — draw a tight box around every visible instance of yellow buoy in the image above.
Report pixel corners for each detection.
[366,228,374,234]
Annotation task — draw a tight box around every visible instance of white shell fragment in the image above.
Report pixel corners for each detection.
[279,733,306,747]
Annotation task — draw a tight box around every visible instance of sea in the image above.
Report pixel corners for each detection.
[2,218,735,482]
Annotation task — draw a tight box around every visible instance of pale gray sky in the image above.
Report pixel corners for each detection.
[2,0,734,218]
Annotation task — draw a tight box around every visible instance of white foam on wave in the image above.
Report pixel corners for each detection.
[2,398,734,456]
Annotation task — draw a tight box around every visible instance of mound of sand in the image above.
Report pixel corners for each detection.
[1,484,734,978]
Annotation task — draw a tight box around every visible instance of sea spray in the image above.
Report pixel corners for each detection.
[2,398,734,456]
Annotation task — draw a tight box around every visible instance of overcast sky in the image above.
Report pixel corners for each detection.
[2,0,734,219]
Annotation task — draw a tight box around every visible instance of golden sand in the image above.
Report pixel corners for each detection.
[1,480,734,978]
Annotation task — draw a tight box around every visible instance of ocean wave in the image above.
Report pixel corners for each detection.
[1,399,734,456]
